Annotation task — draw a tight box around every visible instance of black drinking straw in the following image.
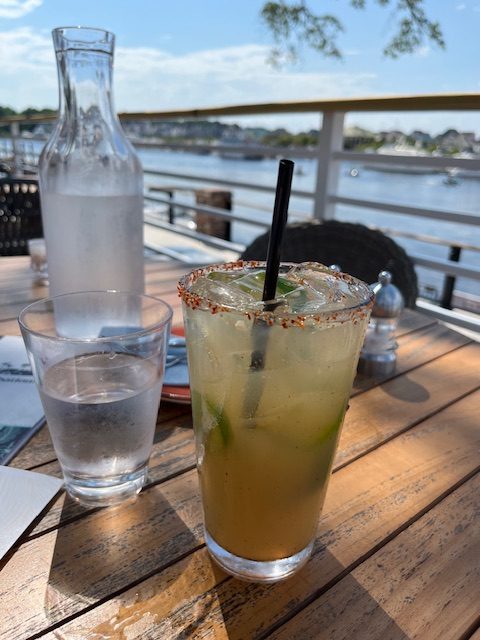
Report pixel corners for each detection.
[262,159,295,303]
[245,159,294,417]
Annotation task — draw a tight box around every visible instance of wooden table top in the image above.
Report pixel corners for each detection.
[0,256,479,640]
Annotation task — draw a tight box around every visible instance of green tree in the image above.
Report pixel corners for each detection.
[21,107,55,117]
[0,106,17,136]
[261,0,445,65]
[0,106,17,118]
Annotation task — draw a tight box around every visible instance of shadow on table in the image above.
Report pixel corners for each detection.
[210,542,410,640]
[381,374,430,403]
[43,485,199,626]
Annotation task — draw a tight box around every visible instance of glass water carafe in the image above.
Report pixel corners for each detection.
[39,27,144,297]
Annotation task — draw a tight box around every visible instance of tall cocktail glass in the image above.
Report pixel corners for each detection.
[19,291,172,507]
[179,261,373,582]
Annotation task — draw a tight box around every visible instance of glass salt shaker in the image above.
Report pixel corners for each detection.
[358,270,404,376]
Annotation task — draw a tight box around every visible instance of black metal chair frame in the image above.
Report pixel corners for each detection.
[0,177,42,256]
[241,219,418,307]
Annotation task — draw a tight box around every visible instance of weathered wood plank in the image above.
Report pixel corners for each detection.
[0,469,203,640]
[4,312,472,523]
[0,258,47,322]
[270,473,480,640]
[396,308,436,335]
[144,259,191,279]
[0,257,433,330]
[1,308,449,387]
[39,549,223,640]
[0,257,187,324]
[0,256,33,285]
[1,256,477,640]
[7,423,53,470]
[338,341,480,467]
[353,320,470,395]
[6,391,478,640]
[0,318,21,335]
[27,416,195,537]
[17,341,480,540]
[0,296,183,335]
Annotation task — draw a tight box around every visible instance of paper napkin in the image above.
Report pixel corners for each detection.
[0,465,62,560]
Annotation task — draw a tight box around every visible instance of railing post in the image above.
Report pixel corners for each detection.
[195,189,232,241]
[166,190,175,224]
[312,111,345,221]
[440,245,461,309]
[10,121,21,175]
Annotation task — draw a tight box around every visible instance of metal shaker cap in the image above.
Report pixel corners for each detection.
[371,270,404,318]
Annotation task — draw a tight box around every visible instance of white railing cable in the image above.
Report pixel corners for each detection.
[3,93,480,330]
[136,140,319,159]
[143,168,314,199]
[335,151,480,171]
[416,300,480,334]
[143,213,245,253]
[329,195,480,227]
[144,194,271,228]
[412,255,480,280]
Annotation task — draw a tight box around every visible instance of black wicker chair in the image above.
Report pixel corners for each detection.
[241,220,418,307]
[0,177,42,256]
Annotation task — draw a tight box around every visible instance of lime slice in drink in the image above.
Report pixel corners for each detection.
[230,270,306,302]
[205,397,231,446]
[205,269,309,310]
[206,271,239,284]
[255,394,347,451]
[192,390,232,448]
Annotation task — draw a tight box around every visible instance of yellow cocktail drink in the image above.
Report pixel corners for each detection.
[179,262,373,582]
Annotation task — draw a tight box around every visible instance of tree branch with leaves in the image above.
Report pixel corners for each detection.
[261,0,445,65]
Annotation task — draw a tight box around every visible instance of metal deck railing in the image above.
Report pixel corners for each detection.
[1,93,479,332]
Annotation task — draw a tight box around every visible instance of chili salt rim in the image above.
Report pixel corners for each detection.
[177,261,374,327]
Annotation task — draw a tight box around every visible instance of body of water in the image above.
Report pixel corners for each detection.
[138,147,480,301]
[4,139,479,300]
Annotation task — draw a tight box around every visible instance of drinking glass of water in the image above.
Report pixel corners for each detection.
[18,291,172,507]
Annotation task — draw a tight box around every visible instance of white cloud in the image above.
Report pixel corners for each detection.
[0,27,55,107]
[1,25,475,134]
[0,26,52,68]
[114,43,376,112]
[0,27,377,123]
[0,0,42,18]
[114,43,375,133]
[456,2,467,9]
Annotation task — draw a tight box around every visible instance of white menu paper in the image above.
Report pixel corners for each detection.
[0,336,45,464]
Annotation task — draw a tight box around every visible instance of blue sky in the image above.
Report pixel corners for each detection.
[0,0,478,134]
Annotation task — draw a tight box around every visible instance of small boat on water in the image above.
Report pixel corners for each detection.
[443,169,460,186]
[216,139,264,160]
